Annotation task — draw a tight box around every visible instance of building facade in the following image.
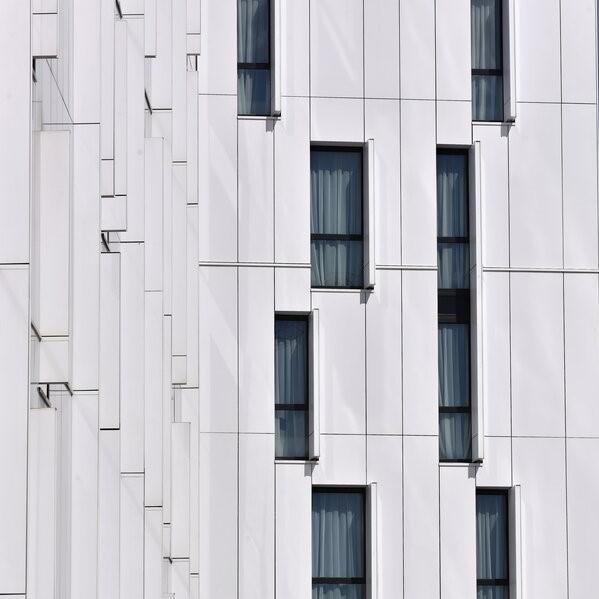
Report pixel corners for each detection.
[0,0,598,598]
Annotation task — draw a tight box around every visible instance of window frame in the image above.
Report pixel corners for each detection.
[312,486,367,593]
[437,148,473,463]
[310,145,365,291]
[471,0,505,123]
[274,314,310,460]
[476,488,510,594]
[237,0,272,116]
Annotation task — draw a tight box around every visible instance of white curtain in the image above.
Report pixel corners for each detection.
[311,150,363,287]
[275,410,307,457]
[312,491,364,579]
[477,494,508,599]
[439,412,472,460]
[438,324,470,407]
[471,0,503,120]
[313,584,365,599]
[437,154,468,238]
[438,243,469,289]
[238,0,268,63]
[238,69,270,115]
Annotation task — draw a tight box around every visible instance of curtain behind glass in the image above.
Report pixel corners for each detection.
[311,150,363,287]
[438,324,470,407]
[476,494,508,580]
[437,154,468,237]
[238,0,269,63]
[238,69,271,115]
[275,410,307,457]
[312,492,364,578]
[313,584,365,599]
[275,320,307,405]
[439,412,472,460]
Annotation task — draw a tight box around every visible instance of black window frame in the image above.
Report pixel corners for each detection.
[471,0,504,123]
[274,314,310,460]
[312,486,367,592]
[476,488,510,595]
[437,148,472,464]
[237,0,271,116]
[310,145,365,291]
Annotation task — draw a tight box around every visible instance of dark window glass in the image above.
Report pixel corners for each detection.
[476,491,509,598]
[312,489,365,599]
[437,151,471,462]
[471,0,503,121]
[275,317,308,458]
[311,148,363,288]
[238,0,270,115]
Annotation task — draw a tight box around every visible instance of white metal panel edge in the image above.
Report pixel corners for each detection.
[364,138,376,289]
[271,0,282,115]
[503,0,517,121]
[366,482,379,599]
[509,484,523,599]
[469,140,484,462]
[309,308,320,460]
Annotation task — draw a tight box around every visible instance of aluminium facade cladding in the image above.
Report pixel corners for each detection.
[0,0,598,598]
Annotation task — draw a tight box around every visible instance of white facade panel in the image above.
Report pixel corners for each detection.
[171,423,191,559]
[400,100,436,266]
[402,270,437,435]
[274,96,310,264]
[513,438,568,599]
[511,273,565,437]
[274,267,311,313]
[238,119,275,262]
[436,101,472,147]
[509,103,563,268]
[366,269,402,435]
[312,434,366,486]
[567,439,599,598]
[516,0,561,102]
[562,103,598,270]
[275,463,312,599]
[365,100,401,266]
[199,433,238,598]
[144,138,164,291]
[475,436,512,488]
[120,474,145,599]
[239,267,275,433]
[311,97,364,144]
[312,291,365,435]
[239,434,275,599]
[186,206,200,388]
[0,266,29,594]
[309,0,363,98]
[199,266,238,432]
[172,162,188,361]
[564,274,599,437]
[403,436,439,599]
[281,0,309,97]
[149,0,172,107]
[144,507,163,599]
[198,94,238,262]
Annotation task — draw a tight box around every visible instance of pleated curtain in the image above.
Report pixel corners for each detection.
[311,150,363,288]
[312,492,365,599]
[274,320,308,457]
[472,0,503,120]
[476,494,509,599]
[237,0,270,114]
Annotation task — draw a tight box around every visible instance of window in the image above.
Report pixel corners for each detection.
[275,316,309,459]
[312,488,365,599]
[237,0,271,115]
[437,150,472,462]
[311,147,364,289]
[477,490,509,599]
[471,0,503,121]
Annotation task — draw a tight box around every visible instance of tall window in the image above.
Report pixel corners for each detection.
[437,150,472,462]
[472,0,503,121]
[275,316,309,459]
[311,148,363,289]
[237,0,270,115]
[476,490,509,598]
[312,488,365,599]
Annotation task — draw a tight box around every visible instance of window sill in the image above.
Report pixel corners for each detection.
[237,114,280,122]
[275,458,317,465]
[439,460,479,468]
[472,120,515,127]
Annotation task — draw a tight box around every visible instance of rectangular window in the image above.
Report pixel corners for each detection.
[312,488,366,599]
[471,0,503,121]
[477,490,509,598]
[311,147,364,289]
[237,0,271,115]
[437,150,472,462]
[275,316,309,459]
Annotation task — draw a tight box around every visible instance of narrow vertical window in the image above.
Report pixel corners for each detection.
[437,150,472,462]
[275,316,308,459]
[471,0,503,121]
[237,0,271,115]
[311,148,364,289]
[477,490,509,598]
[312,488,365,599]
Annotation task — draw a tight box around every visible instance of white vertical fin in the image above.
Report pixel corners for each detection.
[271,0,282,115]
[364,138,376,289]
[309,308,320,460]
[367,482,379,599]
[503,0,517,121]
[469,141,484,461]
[509,485,523,599]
